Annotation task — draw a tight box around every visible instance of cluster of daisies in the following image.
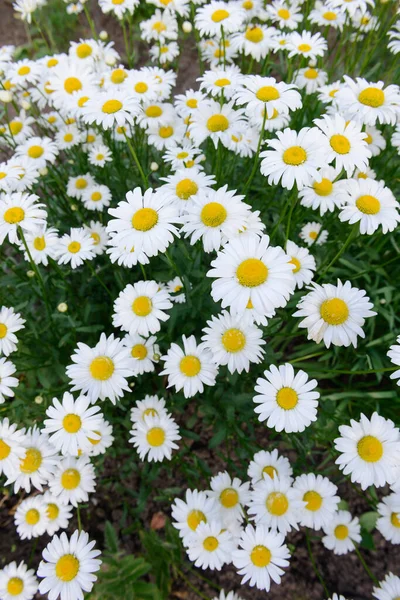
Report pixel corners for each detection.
[171,440,400,592]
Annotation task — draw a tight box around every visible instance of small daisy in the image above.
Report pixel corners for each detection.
[0,418,27,479]
[166,276,186,303]
[286,31,327,60]
[260,127,328,190]
[376,493,400,544]
[187,521,236,571]
[15,136,58,168]
[0,306,25,357]
[235,75,302,119]
[0,561,38,600]
[149,42,180,65]
[83,222,108,255]
[20,225,59,266]
[206,471,250,524]
[198,66,243,100]
[294,280,376,348]
[298,167,344,216]
[140,9,178,43]
[129,412,181,462]
[66,333,134,405]
[267,1,303,30]
[286,240,316,289]
[0,357,18,404]
[230,24,275,61]
[335,76,400,126]
[388,335,400,387]
[299,221,328,246]
[37,530,101,600]
[57,228,96,269]
[122,334,159,375]
[146,118,186,151]
[99,0,139,17]
[338,178,400,235]
[293,473,340,530]
[189,100,246,148]
[202,310,265,374]
[309,2,345,29]
[163,142,203,170]
[160,335,218,398]
[49,455,96,507]
[207,234,295,317]
[55,125,84,151]
[113,280,172,337]
[0,192,47,245]
[247,449,293,485]
[212,591,244,600]
[232,524,290,591]
[293,66,328,94]
[172,489,219,543]
[106,236,150,267]
[253,363,319,433]
[130,395,168,423]
[137,101,176,130]
[248,476,303,534]
[322,510,361,555]
[81,183,112,212]
[373,573,400,600]
[334,412,400,490]
[195,1,246,37]
[15,495,49,540]
[88,143,113,168]
[317,80,342,104]
[82,91,140,130]
[83,417,114,457]
[66,173,95,199]
[363,125,386,157]
[41,491,73,536]
[160,168,216,214]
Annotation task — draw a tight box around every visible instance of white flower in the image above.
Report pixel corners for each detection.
[57,228,96,269]
[0,560,38,600]
[81,184,112,212]
[122,333,159,375]
[230,24,276,61]
[15,136,58,168]
[299,221,328,246]
[267,1,303,29]
[129,413,180,462]
[0,417,27,479]
[206,471,251,523]
[0,306,25,357]
[88,143,113,167]
[248,476,303,534]
[376,493,400,544]
[195,1,246,37]
[198,66,243,100]
[0,192,46,245]
[140,9,178,43]
[0,357,18,404]
[189,100,246,148]
[187,521,236,570]
[292,473,340,530]
[298,166,345,216]
[293,66,328,94]
[98,0,139,17]
[388,335,400,387]
[171,488,219,543]
[130,395,168,423]
[41,491,73,536]
[373,573,400,600]
[286,30,327,60]
[160,168,216,214]
[15,495,49,540]
[49,455,96,507]
[335,76,400,126]
[235,75,302,119]
[247,449,293,485]
[322,510,361,555]
[286,240,316,289]
[19,225,59,266]
[82,91,140,130]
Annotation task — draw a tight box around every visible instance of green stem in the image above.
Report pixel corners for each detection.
[124,130,148,188]
[121,18,132,68]
[87,262,113,299]
[83,4,98,40]
[77,504,82,533]
[18,227,53,321]
[28,537,38,568]
[354,546,379,584]
[285,188,298,244]
[318,225,358,279]
[243,108,267,196]
[305,531,329,598]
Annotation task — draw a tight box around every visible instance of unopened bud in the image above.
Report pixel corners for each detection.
[57,302,68,313]
[182,21,192,33]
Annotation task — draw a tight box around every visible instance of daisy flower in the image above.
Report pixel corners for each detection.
[299,221,328,246]
[19,225,59,266]
[206,471,251,524]
[43,392,103,456]
[232,524,290,591]
[293,473,340,530]
[88,143,113,167]
[160,334,218,398]
[187,522,236,571]
[328,0,374,17]
[212,591,244,600]
[335,76,400,126]
[189,100,246,148]
[0,561,38,600]
[294,280,376,348]
[267,1,303,30]
[123,69,160,103]
[98,0,139,18]
[48,58,96,109]
[112,280,172,337]
[55,125,84,151]
[0,162,24,193]
[146,118,185,150]
[322,510,361,555]
[260,127,327,190]
[66,333,134,405]
[230,24,275,61]
[81,183,112,211]
[286,240,316,289]
[5,111,35,144]
[140,9,178,43]
[376,493,400,544]
[174,89,207,118]
[130,395,168,424]
[122,334,159,375]
[8,59,41,87]
[201,310,265,374]
[160,168,216,214]
[137,101,176,130]
[253,363,319,433]
[57,228,96,269]
[15,495,49,540]
[195,1,246,37]
[37,530,101,600]
[163,142,203,170]
[0,306,25,357]
[0,418,27,479]
[83,222,108,255]
[373,573,400,600]
[129,412,181,462]
[198,66,243,100]
[334,412,400,490]
[317,80,342,104]
[247,449,293,485]
[0,192,46,245]
[181,186,251,252]
[235,75,302,119]
[166,276,186,303]
[338,178,400,235]
[248,476,303,534]
[150,42,180,65]
[0,357,18,404]
[172,489,219,543]
[298,167,344,216]
[286,31,327,60]
[15,136,58,168]
[49,455,96,506]
[107,187,180,256]
[207,234,295,316]
[66,173,94,199]
[363,125,386,157]
[388,335,400,387]
[309,2,345,29]
[293,66,328,94]
[82,91,140,130]
[41,491,73,536]
[83,416,114,457]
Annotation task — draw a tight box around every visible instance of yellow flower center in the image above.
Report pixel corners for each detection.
[76,43,92,58]
[90,192,102,203]
[186,98,198,109]
[214,78,231,87]
[77,96,89,107]
[152,21,167,32]
[90,356,115,380]
[145,105,163,118]
[243,0,253,7]
[63,414,82,433]
[245,26,264,43]
[323,10,337,20]
[47,58,58,67]
[25,508,40,525]
[356,194,380,215]
[283,146,307,166]
[64,133,74,143]
[313,178,333,196]
[256,86,280,102]
[10,121,23,135]
[334,524,349,540]
[304,68,318,79]
[266,491,289,516]
[111,68,127,84]
[27,145,44,159]
[207,114,229,132]
[211,8,229,22]
[146,427,165,446]
[330,134,351,154]
[177,151,189,159]
[132,296,153,316]
[180,355,201,377]
[102,99,123,114]
[187,509,206,530]
[143,408,158,417]
[20,448,42,473]
[357,435,383,462]
[132,207,158,231]
[289,256,301,273]
[276,387,298,410]
[4,207,25,224]
[364,133,373,144]
[131,344,148,359]
[200,202,227,227]
[309,231,318,240]
[176,179,198,200]
[159,125,173,138]
[68,241,81,254]
[55,554,80,582]
[320,298,349,325]
[18,65,31,76]
[96,154,104,161]
[358,87,385,107]
[221,328,246,353]
[263,465,277,478]
[203,536,219,551]
[303,490,323,511]
[7,577,24,596]
[112,0,124,4]
[298,43,312,52]
[250,545,271,567]
[64,76,82,94]
[220,487,239,508]
[0,439,11,459]
[61,468,81,489]
[47,503,59,520]
[236,258,268,287]
[277,8,290,19]
[75,178,87,190]
[390,512,400,528]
